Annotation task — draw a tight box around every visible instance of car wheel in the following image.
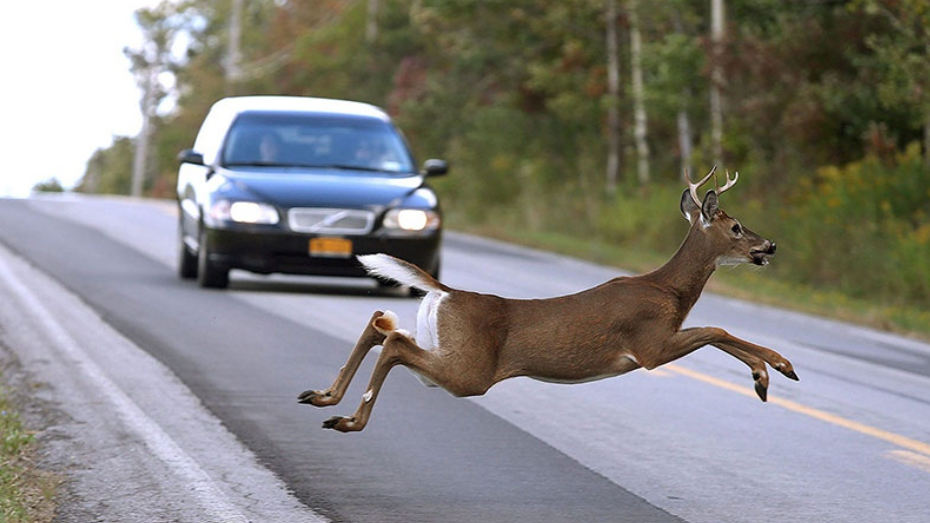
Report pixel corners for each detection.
[178,224,198,279]
[197,229,229,289]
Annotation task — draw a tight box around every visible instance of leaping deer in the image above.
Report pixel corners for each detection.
[298,167,798,432]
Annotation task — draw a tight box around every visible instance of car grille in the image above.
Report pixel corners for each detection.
[287,208,375,235]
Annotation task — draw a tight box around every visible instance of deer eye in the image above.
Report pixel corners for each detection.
[731,223,742,235]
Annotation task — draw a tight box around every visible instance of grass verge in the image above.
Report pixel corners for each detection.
[0,373,57,523]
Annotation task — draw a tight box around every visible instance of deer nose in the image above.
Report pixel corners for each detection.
[766,242,776,255]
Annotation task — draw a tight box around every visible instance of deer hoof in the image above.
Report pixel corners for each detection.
[754,381,768,402]
[298,389,336,407]
[774,361,799,381]
[322,415,361,432]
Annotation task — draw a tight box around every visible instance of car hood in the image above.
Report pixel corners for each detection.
[218,168,425,209]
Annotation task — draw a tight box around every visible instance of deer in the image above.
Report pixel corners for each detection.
[298,167,798,432]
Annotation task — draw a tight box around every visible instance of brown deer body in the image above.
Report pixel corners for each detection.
[299,168,798,432]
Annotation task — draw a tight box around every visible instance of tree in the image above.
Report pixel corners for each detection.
[125,1,182,197]
[77,137,136,195]
[32,178,64,193]
[709,0,725,167]
[604,0,623,194]
[857,0,930,164]
[629,0,650,184]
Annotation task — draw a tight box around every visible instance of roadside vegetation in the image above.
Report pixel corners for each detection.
[72,0,929,337]
[0,373,56,523]
[451,142,930,338]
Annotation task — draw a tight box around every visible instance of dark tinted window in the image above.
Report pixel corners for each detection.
[222,112,416,173]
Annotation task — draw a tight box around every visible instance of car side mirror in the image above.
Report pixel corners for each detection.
[178,149,205,166]
[422,159,449,177]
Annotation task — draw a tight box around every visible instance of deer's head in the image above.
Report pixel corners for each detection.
[679,167,776,267]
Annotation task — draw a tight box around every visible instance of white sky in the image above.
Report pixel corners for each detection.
[0,1,162,197]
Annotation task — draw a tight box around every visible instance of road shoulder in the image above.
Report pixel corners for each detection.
[0,242,325,523]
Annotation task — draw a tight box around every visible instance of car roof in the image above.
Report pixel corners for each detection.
[209,96,391,121]
[192,96,397,165]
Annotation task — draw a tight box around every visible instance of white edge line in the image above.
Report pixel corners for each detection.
[0,253,250,523]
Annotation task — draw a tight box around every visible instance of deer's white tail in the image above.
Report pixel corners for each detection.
[357,254,448,293]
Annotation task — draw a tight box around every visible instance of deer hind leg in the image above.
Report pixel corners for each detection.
[297,310,388,408]
[323,326,496,433]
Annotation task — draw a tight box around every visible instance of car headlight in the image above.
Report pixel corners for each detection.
[210,200,280,224]
[383,209,440,232]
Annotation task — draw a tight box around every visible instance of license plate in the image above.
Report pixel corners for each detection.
[309,237,353,258]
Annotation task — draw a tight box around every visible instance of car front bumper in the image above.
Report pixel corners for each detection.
[202,225,442,278]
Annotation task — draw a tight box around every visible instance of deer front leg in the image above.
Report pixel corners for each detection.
[710,333,798,401]
[715,333,799,382]
[644,327,797,402]
[709,340,773,401]
[297,310,387,408]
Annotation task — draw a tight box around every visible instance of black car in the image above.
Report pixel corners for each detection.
[176,96,448,289]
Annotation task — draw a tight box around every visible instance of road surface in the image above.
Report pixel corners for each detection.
[0,194,928,522]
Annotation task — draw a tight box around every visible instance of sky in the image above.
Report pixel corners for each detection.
[0,1,162,197]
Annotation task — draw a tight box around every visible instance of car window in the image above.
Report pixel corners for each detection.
[221,112,416,173]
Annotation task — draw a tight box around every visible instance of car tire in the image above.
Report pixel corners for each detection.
[197,229,229,289]
[178,224,198,279]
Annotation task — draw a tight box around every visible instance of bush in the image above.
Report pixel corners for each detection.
[767,143,930,305]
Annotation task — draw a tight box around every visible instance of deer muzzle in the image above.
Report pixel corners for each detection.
[750,241,776,266]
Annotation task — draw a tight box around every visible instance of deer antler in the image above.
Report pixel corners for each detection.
[687,165,717,206]
[716,170,739,196]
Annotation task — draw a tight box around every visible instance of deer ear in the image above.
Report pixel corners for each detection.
[680,189,699,223]
[701,190,719,224]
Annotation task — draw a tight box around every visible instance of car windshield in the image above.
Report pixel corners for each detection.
[221,111,416,174]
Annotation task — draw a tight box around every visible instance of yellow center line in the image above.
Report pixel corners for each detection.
[665,363,930,458]
[886,450,930,474]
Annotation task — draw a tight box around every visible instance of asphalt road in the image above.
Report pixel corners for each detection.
[1,194,929,522]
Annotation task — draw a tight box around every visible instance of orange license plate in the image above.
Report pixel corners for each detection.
[309,237,353,258]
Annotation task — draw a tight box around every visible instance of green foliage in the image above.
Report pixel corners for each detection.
[31,179,64,193]
[768,144,930,304]
[0,381,39,523]
[79,0,930,330]
[76,137,135,195]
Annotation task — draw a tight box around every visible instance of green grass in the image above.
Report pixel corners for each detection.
[0,376,56,523]
[457,224,930,341]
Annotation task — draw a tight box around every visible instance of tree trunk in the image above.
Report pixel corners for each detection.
[677,101,693,181]
[924,114,930,166]
[225,0,243,88]
[605,0,622,195]
[367,0,380,44]
[672,10,693,180]
[710,0,725,167]
[629,0,650,184]
[131,72,156,198]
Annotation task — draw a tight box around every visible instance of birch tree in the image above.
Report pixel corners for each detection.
[605,0,622,194]
[125,1,180,197]
[709,0,725,167]
[629,0,650,184]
